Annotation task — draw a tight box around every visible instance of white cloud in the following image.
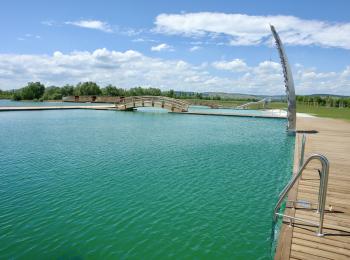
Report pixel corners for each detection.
[132,38,146,42]
[132,38,157,43]
[212,59,248,72]
[151,43,173,52]
[65,20,113,33]
[0,49,212,92]
[41,20,55,26]
[0,48,349,95]
[120,28,144,36]
[155,12,350,49]
[189,46,201,52]
[17,34,41,41]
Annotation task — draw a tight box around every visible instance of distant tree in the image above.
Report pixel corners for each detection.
[101,85,126,96]
[0,89,13,99]
[12,91,22,101]
[74,82,101,96]
[146,87,162,96]
[42,86,62,100]
[128,87,144,96]
[296,95,303,102]
[195,92,203,99]
[20,82,45,100]
[61,85,74,97]
[167,89,175,98]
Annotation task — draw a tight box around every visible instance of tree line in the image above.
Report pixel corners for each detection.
[0,81,349,108]
[0,81,227,101]
[296,95,350,108]
[0,82,165,101]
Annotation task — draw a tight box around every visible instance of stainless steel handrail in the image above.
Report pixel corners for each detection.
[299,134,306,169]
[273,153,330,236]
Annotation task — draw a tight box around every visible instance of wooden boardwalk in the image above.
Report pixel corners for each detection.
[275,116,350,260]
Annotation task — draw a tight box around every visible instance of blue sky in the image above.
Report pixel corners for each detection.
[1,0,350,95]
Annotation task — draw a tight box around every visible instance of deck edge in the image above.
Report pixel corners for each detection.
[274,133,302,260]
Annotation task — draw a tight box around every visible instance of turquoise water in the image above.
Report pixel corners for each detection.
[0,100,285,118]
[188,106,286,117]
[0,100,110,107]
[0,109,294,259]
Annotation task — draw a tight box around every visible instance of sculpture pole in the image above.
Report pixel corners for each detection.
[270,25,297,135]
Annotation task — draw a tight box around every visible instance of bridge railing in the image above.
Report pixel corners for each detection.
[117,96,188,106]
[115,96,189,112]
[236,98,269,109]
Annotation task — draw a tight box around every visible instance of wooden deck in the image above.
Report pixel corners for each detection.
[275,116,350,260]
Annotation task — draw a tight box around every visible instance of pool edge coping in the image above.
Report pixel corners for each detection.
[274,133,300,259]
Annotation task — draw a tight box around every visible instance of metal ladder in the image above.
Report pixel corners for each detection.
[273,134,330,236]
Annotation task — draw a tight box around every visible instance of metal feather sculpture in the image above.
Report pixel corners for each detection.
[270,25,296,135]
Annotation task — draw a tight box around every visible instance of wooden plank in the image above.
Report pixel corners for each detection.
[275,116,350,260]
[293,237,350,258]
[294,226,350,243]
[293,231,350,250]
[291,243,345,260]
[290,249,330,260]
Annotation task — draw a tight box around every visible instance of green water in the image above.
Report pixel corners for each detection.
[0,109,294,259]
[0,100,110,107]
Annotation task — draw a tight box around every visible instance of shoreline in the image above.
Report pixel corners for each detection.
[0,105,290,119]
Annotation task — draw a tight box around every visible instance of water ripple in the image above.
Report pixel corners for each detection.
[0,109,294,259]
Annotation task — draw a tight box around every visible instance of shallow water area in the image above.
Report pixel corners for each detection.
[188,105,286,117]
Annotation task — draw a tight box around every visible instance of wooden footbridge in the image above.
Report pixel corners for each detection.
[115,96,189,112]
[236,98,270,109]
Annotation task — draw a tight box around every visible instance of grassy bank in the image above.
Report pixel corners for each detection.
[186,99,247,107]
[267,102,350,120]
[187,99,350,120]
[297,104,350,120]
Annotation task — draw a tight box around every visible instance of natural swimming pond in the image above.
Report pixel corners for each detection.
[0,100,111,107]
[188,105,286,117]
[0,109,294,259]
